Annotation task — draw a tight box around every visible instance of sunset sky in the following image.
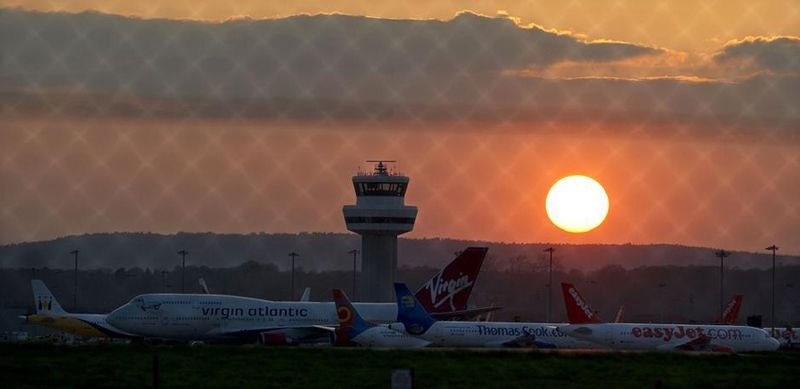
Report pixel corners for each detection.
[1,2,798,256]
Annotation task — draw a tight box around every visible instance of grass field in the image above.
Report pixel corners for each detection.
[1,343,798,388]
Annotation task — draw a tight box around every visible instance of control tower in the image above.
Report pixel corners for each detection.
[343,161,417,302]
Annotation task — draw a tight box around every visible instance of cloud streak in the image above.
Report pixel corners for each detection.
[1,9,798,130]
[714,36,800,75]
[0,10,658,94]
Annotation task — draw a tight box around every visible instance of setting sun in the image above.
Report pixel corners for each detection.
[546,175,609,233]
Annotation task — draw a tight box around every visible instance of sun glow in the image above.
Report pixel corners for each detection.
[545,175,609,233]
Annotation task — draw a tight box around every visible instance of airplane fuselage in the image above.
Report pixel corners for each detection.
[560,323,780,352]
[107,293,398,341]
[388,321,601,349]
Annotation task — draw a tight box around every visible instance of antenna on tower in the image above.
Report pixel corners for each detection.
[365,160,397,176]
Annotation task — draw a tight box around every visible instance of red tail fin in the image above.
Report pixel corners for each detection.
[414,247,488,313]
[716,295,743,325]
[561,282,603,324]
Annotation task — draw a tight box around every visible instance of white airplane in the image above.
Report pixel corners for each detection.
[20,280,136,339]
[386,283,601,349]
[558,283,779,352]
[106,247,494,344]
[327,288,429,348]
[771,327,799,349]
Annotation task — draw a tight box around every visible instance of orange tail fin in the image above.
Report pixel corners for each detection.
[561,282,603,324]
[716,295,743,325]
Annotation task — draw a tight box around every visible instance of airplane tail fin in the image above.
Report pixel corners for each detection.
[395,283,436,335]
[560,282,603,324]
[332,289,372,341]
[716,295,743,325]
[414,247,488,313]
[31,280,67,315]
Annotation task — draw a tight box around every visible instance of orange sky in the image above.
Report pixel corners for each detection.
[4,0,800,52]
[0,4,798,255]
[3,117,797,254]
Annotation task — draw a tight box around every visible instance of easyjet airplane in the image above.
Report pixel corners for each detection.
[106,247,495,343]
[558,283,779,352]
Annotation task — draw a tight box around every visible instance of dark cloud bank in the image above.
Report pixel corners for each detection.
[715,36,800,74]
[1,9,799,129]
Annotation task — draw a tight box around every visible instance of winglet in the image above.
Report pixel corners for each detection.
[394,283,436,335]
[332,288,372,341]
[300,288,311,302]
[31,280,67,315]
[198,278,210,294]
[561,282,603,324]
[414,247,488,313]
[613,306,624,323]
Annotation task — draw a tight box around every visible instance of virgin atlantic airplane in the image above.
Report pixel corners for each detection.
[106,247,495,344]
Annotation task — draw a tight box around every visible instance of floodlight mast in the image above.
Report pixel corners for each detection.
[714,249,731,320]
[766,245,779,335]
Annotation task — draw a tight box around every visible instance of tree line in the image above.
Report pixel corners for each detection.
[1,262,797,327]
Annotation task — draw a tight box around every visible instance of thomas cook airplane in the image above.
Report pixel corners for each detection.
[387,283,601,348]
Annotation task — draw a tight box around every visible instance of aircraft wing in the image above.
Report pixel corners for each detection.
[501,334,556,348]
[211,325,332,344]
[430,306,502,321]
[661,335,734,353]
[483,330,557,349]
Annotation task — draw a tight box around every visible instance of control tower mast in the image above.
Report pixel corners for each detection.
[343,161,417,302]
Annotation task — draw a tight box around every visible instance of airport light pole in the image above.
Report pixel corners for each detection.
[70,249,79,310]
[289,252,299,300]
[348,249,359,300]
[161,270,169,292]
[658,283,667,322]
[714,249,730,320]
[786,283,795,331]
[543,247,555,323]
[177,250,188,293]
[766,245,779,336]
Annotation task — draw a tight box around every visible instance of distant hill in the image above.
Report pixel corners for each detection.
[0,232,793,271]
[1,233,798,327]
